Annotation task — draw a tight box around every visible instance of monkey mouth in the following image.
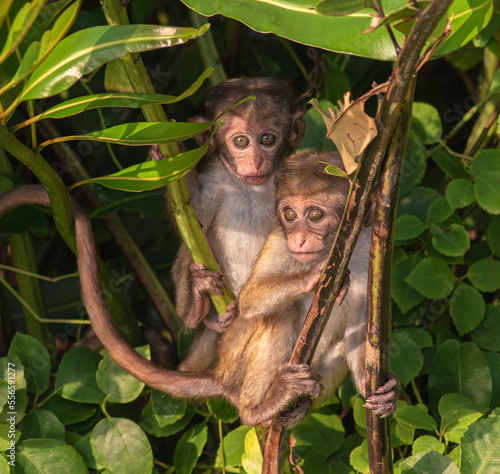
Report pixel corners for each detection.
[241,174,272,185]
[292,251,321,264]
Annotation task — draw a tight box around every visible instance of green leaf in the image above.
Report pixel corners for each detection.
[446,178,475,209]
[8,333,50,395]
[400,131,427,196]
[0,0,45,65]
[74,432,103,470]
[40,120,215,151]
[411,102,443,145]
[389,330,424,387]
[141,399,195,437]
[215,425,251,468]
[173,423,208,474]
[394,404,437,431]
[471,304,500,351]
[292,411,345,456]
[429,340,492,414]
[430,224,471,257]
[20,24,209,101]
[72,141,211,192]
[439,393,486,444]
[461,416,500,473]
[19,409,65,441]
[470,148,500,176]
[395,215,426,241]
[180,0,492,61]
[207,398,239,423]
[473,172,500,214]
[412,435,445,455]
[398,187,441,222]
[426,196,454,225]
[405,257,455,299]
[400,451,459,473]
[487,216,500,257]
[299,99,338,152]
[17,68,213,128]
[431,148,469,179]
[0,0,13,32]
[450,284,485,335]
[150,389,187,427]
[17,439,88,473]
[55,347,105,403]
[315,0,377,16]
[91,418,153,474]
[0,355,28,424]
[349,439,369,474]
[467,258,500,292]
[43,395,96,425]
[96,346,148,403]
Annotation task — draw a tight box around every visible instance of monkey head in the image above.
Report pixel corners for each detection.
[276,151,350,264]
[193,78,305,186]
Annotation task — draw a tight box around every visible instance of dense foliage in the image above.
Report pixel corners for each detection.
[0,0,499,473]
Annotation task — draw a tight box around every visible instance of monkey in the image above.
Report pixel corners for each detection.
[0,150,396,428]
[171,77,305,371]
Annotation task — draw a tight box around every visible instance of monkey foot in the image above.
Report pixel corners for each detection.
[278,363,321,399]
[363,375,399,417]
[278,397,312,427]
[217,301,239,332]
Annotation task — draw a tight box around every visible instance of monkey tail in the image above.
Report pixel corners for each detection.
[0,185,224,401]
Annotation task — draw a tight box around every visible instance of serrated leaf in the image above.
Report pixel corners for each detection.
[426,196,454,225]
[487,216,500,257]
[405,257,455,299]
[430,224,470,257]
[20,24,209,101]
[17,439,88,473]
[429,340,492,414]
[470,148,500,177]
[461,416,500,473]
[91,418,153,474]
[72,141,210,192]
[467,258,500,292]
[173,423,208,474]
[96,346,149,403]
[450,284,485,335]
[412,435,445,455]
[411,102,443,145]
[390,331,424,387]
[141,399,195,437]
[8,333,50,395]
[445,178,475,209]
[19,409,65,441]
[150,389,187,427]
[394,404,437,431]
[207,398,239,423]
[474,172,500,214]
[395,214,426,241]
[471,304,500,351]
[55,347,105,403]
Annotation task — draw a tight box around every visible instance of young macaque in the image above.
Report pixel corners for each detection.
[210,150,397,426]
[172,78,304,371]
[0,150,395,428]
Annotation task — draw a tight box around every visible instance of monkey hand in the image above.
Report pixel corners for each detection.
[185,264,225,328]
[336,269,351,305]
[302,259,327,293]
[217,301,239,332]
[363,374,399,417]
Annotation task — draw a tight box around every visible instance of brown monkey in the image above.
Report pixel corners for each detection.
[0,150,395,427]
[172,78,304,371]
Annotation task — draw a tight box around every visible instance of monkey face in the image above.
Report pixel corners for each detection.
[217,114,285,185]
[279,194,340,265]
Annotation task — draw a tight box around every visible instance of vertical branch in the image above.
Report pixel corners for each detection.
[262,1,453,472]
[365,78,416,474]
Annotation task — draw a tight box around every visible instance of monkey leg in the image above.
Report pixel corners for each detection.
[238,363,320,427]
[363,374,399,417]
[178,327,220,371]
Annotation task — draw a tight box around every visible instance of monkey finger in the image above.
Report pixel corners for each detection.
[218,302,239,331]
[375,376,399,394]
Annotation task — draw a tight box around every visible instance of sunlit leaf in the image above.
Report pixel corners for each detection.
[19,23,209,101]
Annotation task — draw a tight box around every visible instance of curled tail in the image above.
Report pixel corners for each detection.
[0,185,224,401]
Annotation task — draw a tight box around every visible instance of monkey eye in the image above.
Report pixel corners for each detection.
[233,136,249,147]
[308,208,324,221]
[283,208,297,221]
[260,134,276,146]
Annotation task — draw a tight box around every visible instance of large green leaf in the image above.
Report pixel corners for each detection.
[181,0,493,61]
[405,257,455,299]
[461,416,500,473]
[19,23,209,101]
[449,284,485,335]
[173,423,208,474]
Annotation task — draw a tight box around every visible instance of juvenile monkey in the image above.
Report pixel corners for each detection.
[0,151,395,427]
[172,78,304,371]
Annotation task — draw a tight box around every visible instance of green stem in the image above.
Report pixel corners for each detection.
[219,419,226,474]
[101,0,234,314]
[0,264,78,283]
[410,379,423,405]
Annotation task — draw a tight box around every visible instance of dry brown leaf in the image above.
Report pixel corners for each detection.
[309,92,378,175]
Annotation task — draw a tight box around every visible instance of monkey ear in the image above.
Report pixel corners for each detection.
[290,110,306,150]
[364,182,379,227]
[189,115,217,154]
